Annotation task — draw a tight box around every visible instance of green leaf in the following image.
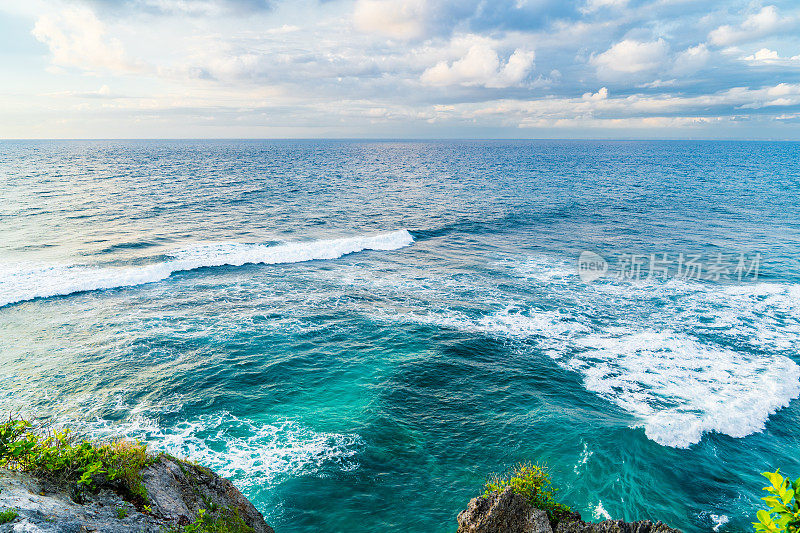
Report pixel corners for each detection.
[765,471,786,492]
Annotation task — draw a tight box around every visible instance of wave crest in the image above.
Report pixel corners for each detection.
[0,230,413,307]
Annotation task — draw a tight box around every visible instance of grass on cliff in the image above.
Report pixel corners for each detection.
[0,418,153,504]
[484,462,573,525]
[171,507,255,533]
[0,419,256,533]
[0,508,19,524]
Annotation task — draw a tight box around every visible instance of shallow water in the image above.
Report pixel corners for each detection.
[1,140,799,532]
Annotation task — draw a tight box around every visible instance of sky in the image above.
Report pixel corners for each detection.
[0,0,799,139]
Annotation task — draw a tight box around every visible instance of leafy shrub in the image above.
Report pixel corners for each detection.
[117,507,129,519]
[753,470,800,533]
[484,462,572,525]
[0,418,152,503]
[0,508,19,524]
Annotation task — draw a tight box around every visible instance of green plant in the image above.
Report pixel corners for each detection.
[0,508,19,524]
[484,462,572,525]
[166,507,255,533]
[117,507,129,519]
[0,418,153,504]
[753,470,800,533]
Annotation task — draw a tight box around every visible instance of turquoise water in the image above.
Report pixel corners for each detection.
[1,140,800,532]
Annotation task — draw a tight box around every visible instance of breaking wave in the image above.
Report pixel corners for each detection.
[372,259,800,449]
[83,412,364,493]
[0,230,413,307]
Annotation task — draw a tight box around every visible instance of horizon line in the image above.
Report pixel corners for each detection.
[1,137,799,142]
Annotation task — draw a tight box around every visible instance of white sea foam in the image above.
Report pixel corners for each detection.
[85,412,363,490]
[710,514,729,532]
[573,441,593,474]
[384,305,589,341]
[593,500,612,520]
[0,230,413,307]
[377,268,800,448]
[571,329,800,448]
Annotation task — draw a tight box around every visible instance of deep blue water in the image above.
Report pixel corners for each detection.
[1,140,800,532]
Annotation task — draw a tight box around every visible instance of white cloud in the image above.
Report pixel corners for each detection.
[637,79,677,89]
[31,7,143,74]
[581,0,628,14]
[672,44,710,75]
[412,81,800,130]
[592,39,669,77]
[583,87,608,100]
[708,6,797,47]
[744,48,780,61]
[353,0,428,40]
[7,0,800,138]
[741,48,800,65]
[46,85,119,99]
[421,40,535,88]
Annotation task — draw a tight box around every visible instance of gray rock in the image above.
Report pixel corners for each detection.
[555,519,681,533]
[0,469,160,533]
[456,489,682,533]
[0,455,273,533]
[456,487,553,533]
[141,455,272,533]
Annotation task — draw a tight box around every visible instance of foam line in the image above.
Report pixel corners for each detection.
[0,230,414,307]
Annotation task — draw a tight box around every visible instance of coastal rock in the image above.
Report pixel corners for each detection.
[456,487,553,533]
[555,519,680,533]
[0,455,273,533]
[142,455,272,533]
[456,489,681,533]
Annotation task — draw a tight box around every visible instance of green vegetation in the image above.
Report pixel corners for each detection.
[168,507,255,533]
[754,470,800,533]
[0,419,255,533]
[484,462,572,525]
[0,418,153,504]
[0,508,19,524]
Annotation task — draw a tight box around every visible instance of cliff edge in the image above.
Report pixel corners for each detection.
[457,487,681,533]
[0,454,273,533]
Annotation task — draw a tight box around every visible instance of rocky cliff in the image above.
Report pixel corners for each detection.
[457,487,681,533]
[0,454,273,533]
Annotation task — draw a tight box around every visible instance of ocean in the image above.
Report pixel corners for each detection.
[1,139,799,532]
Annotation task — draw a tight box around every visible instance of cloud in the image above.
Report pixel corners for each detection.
[31,7,143,74]
[419,81,800,128]
[741,48,800,65]
[8,0,800,138]
[85,0,273,16]
[420,39,534,88]
[672,43,710,75]
[708,6,797,47]
[745,48,780,61]
[351,0,578,40]
[46,85,137,100]
[582,87,608,100]
[353,0,429,40]
[581,0,628,14]
[592,39,669,78]
[637,79,677,89]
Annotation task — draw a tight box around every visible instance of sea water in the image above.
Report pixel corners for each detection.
[1,140,799,532]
